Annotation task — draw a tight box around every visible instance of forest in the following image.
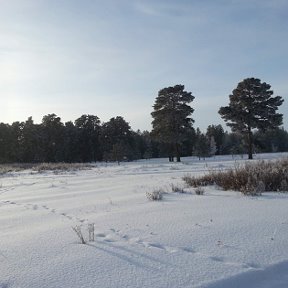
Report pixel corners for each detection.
[0,113,287,163]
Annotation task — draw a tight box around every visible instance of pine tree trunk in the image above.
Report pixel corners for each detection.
[247,129,253,160]
[175,143,181,162]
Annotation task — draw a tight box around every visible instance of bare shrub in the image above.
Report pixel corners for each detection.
[88,223,95,242]
[0,165,13,175]
[0,163,93,174]
[195,187,205,195]
[72,223,96,244]
[183,158,288,195]
[0,164,26,174]
[170,183,185,193]
[240,177,263,196]
[183,174,213,187]
[72,225,86,244]
[34,163,92,172]
[255,180,265,194]
[146,189,164,201]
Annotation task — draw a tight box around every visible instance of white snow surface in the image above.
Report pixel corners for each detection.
[1,153,288,288]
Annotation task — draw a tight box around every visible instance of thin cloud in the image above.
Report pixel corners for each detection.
[0,0,287,130]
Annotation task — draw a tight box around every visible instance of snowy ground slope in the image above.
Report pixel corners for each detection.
[1,153,288,288]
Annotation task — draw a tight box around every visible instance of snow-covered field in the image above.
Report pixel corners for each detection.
[1,153,288,288]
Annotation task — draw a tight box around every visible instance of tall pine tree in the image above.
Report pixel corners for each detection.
[151,85,195,162]
[219,78,284,159]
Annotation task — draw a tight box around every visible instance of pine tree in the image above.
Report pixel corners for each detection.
[41,114,65,162]
[75,115,101,162]
[21,117,42,162]
[151,84,195,162]
[194,129,210,160]
[101,116,134,162]
[206,124,225,155]
[0,123,12,163]
[209,136,217,156]
[219,78,284,159]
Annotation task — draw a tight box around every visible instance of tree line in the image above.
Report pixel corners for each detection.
[0,77,286,163]
[0,116,287,164]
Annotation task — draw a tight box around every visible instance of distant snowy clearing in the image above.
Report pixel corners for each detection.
[1,153,288,288]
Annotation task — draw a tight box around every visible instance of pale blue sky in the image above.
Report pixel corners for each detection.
[1,0,287,131]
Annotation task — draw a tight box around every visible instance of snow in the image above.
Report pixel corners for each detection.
[1,153,288,288]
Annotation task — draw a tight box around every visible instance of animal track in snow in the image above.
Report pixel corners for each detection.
[94,232,116,243]
[2,200,17,205]
[180,247,196,253]
[93,228,262,272]
[210,256,225,262]
[208,255,259,269]
[44,205,88,223]
[143,242,178,253]
[1,200,87,224]
[0,186,16,195]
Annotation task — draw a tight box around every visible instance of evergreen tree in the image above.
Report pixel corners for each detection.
[254,128,288,153]
[63,121,80,162]
[209,136,217,156]
[221,132,244,156]
[141,130,159,159]
[151,84,195,162]
[219,78,284,159]
[75,115,101,162]
[0,123,13,163]
[41,114,65,162]
[181,127,196,157]
[194,130,210,160]
[10,121,23,162]
[21,117,43,162]
[206,124,225,155]
[131,130,147,159]
[101,116,134,162]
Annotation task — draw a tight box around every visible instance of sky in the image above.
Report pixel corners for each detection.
[0,0,287,132]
